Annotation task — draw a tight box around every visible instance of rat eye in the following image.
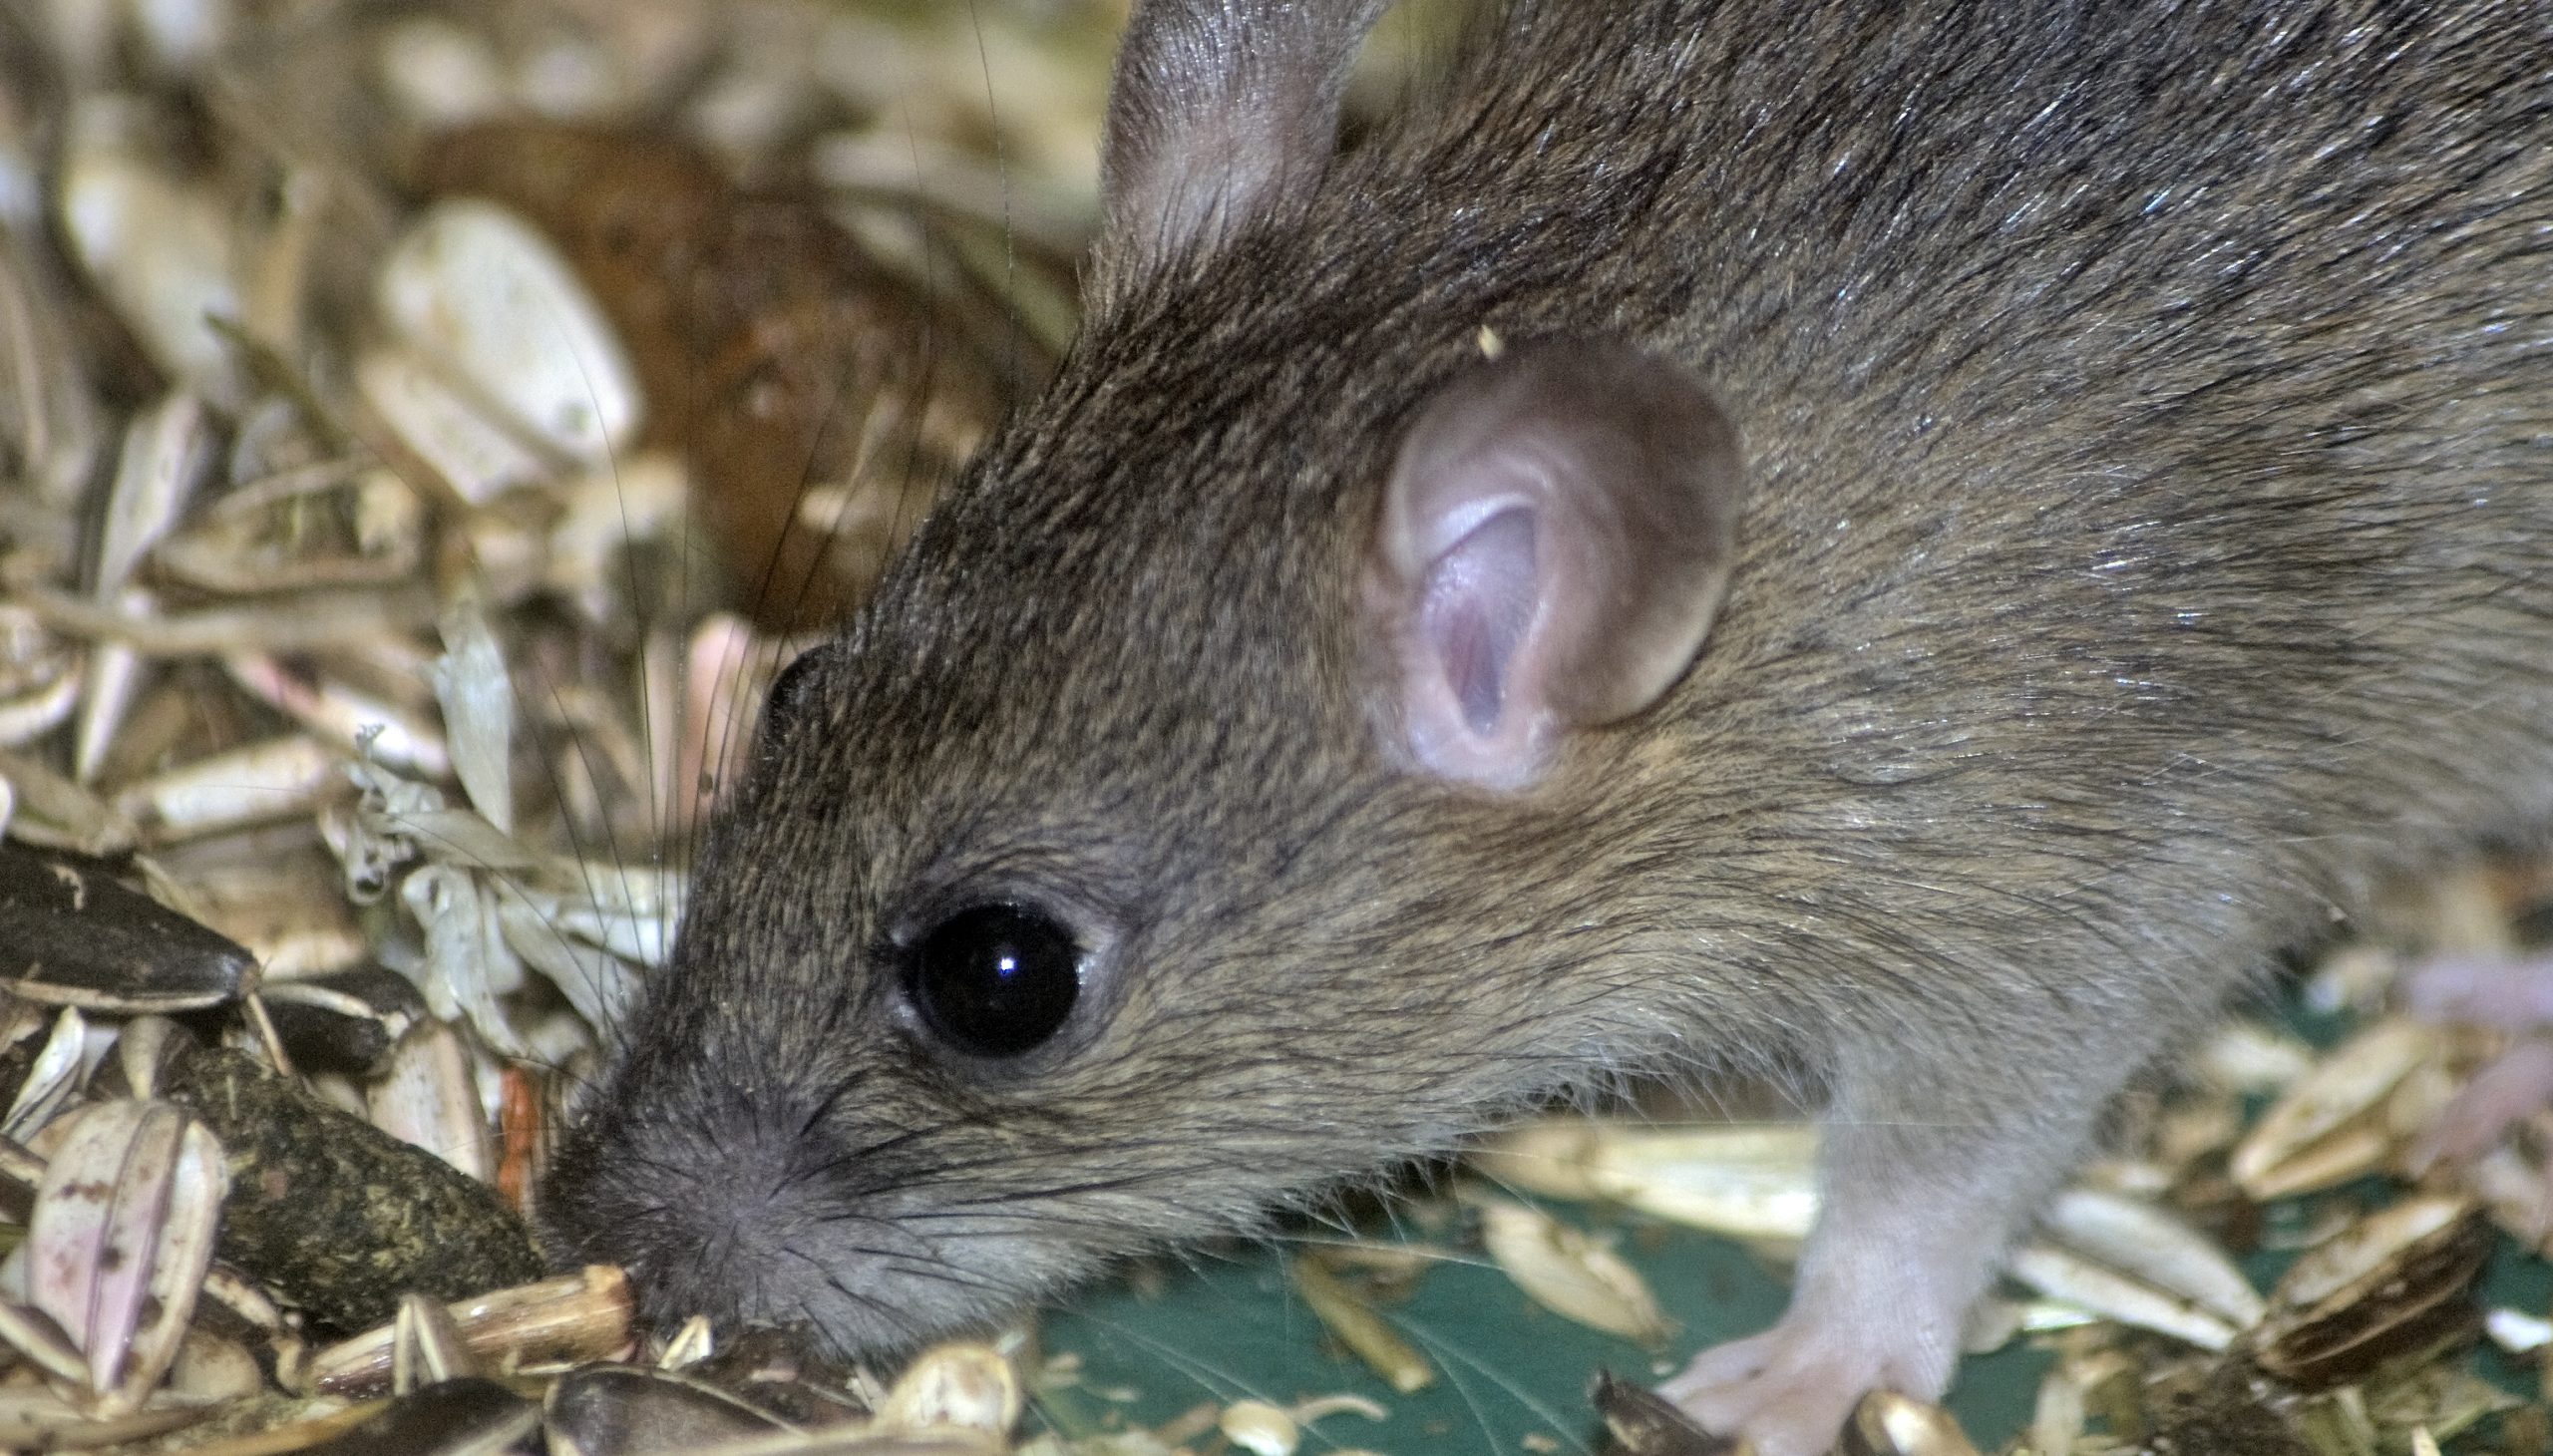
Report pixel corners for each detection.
[908,904,1082,1057]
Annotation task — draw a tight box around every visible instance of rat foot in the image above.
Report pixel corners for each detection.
[1659,1297,1958,1456]
[2403,950,2553,1027]
[1662,1038,2133,1455]
[2415,1035,2553,1168]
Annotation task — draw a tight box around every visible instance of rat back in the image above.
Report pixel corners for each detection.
[545,6,2553,1452]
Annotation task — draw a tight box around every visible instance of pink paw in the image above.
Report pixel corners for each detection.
[2402,950,2553,1027]
[2413,1036,2553,1169]
[1658,1306,1955,1456]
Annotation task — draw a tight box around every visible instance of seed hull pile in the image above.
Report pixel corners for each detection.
[0,2,2549,1454]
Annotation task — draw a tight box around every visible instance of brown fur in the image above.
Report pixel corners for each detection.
[545,0,2553,1363]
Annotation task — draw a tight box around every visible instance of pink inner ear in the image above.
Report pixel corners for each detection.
[1419,507,1539,738]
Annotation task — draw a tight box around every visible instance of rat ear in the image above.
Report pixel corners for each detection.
[1094,0,1391,300]
[1365,340,1743,791]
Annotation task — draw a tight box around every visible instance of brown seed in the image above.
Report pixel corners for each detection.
[415,121,1017,632]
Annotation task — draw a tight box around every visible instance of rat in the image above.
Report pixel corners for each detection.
[539,2,2553,1451]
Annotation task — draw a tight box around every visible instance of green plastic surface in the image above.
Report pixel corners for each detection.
[1039,1208,2050,1452]
[1034,991,2553,1453]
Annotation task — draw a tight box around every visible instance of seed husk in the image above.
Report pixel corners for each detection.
[311,1267,634,1397]
[876,1342,1020,1439]
[0,843,251,1012]
[1289,1255,1434,1394]
[1589,1371,1736,1456]
[297,1376,541,1456]
[3,1005,89,1140]
[1473,1195,1673,1345]
[391,1292,481,1393]
[545,1363,798,1456]
[0,747,138,856]
[0,1387,220,1448]
[366,1018,493,1181]
[2006,1241,2246,1351]
[1216,1399,1298,1456]
[2252,1198,2492,1390]
[26,1098,226,1407]
[115,734,346,844]
[2232,1021,2442,1200]
[2038,1185,2265,1329]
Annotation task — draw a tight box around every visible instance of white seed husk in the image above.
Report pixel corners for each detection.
[94,392,212,596]
[877,1341,1022,1438]
[4,1006,90,1143]
[114,734,343,843]
[56,98,242,402]
[2231,1020,2442,1199]
[2272,1194,2475,1310]
[432,594,517,835]
[368,1019,494,1181]
[2037,1185,2264,1329]
[356,347,549,507]
[375,199,643,468]
[1218,1399,1300,1456]
[2004,1242,2243,1351]
[1473,1195,1672,1344]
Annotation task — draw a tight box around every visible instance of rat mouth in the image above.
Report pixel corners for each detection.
[541,1081,1110,1354]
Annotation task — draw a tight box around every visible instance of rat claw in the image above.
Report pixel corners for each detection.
[2410,1036,2553,1171]
[1662,1314,1946,1456]
[1657,1327,1776,1408]
[2400,951,2553,1173]
[1661,1341,1863,1456]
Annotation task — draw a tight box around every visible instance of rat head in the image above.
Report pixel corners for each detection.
[542,0,1743,1352]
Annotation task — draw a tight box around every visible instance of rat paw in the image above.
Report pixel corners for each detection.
[2403,952,2553,1170]
[2403,950,2553,1027]
[2412,1035,2553,1169]
[1658,1309,1954,1456]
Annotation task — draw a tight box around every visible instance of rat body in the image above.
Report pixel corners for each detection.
[543,2,2553,1451]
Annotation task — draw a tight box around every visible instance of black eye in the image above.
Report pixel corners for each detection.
[908,904,1083,1057]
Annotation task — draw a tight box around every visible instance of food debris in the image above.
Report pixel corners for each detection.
[158,1042,545,1333]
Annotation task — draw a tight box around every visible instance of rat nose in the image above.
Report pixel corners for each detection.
[541,1080,846,1331]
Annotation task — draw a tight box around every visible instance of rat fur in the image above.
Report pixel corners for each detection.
[543,2,2553,1450]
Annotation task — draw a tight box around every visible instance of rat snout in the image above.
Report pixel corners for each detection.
[544,1071,1013,1353]
[543,1081,863,1332]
